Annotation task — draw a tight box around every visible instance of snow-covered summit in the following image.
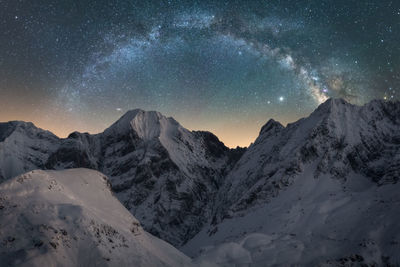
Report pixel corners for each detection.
[183,98,400,266]
[97,109,242,246]
[102,109,211,175]
[2,98,399,264]
[40,109,244,247]
[103,109,181,140]
[216,98,400,217]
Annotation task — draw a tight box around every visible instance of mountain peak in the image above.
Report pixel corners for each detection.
[0,121,56,143]
[259,119,283,136]
[315,98,351,112]
[0,120,35,132]
[326,97,349,105]
[119,109,165,121]
[0,121,23,142]
[311,98,400,126]
[129,110,167,140]
[104,109,179,140]
[304,98,360,126]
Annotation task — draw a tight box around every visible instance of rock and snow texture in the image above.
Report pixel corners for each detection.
[96,110,239,246]
[210,99,400,219]
[185,171,400,266]
[0,110,244,247]
[1,98,400,266]
[183,99,400,266]
[0,169,192,267]
[0,121,59,182]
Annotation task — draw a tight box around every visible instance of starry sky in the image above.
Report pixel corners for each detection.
[1,0,399,147]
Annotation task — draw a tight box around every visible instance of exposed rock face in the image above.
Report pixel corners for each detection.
[0,121,59,182]
[1,98,399,263]
[181,99,400,266]
[215,98,400,220]
[45,132,99,170]
[94,110,239,246]
[0,110,244,247]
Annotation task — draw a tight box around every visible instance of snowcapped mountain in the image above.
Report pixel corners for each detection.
[0,121,59,182]
[182,98,400,266]
[0,169,192,267]
[214,98,400,218]
[0,110,244,247]
[95,109,243,246]
[1,99,400,266]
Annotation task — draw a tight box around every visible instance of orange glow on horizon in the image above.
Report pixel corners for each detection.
[0,107,299,148]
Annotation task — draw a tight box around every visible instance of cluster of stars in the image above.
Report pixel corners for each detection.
[0,0,399,147]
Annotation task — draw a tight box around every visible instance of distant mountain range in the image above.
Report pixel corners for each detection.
[0,98,399,266]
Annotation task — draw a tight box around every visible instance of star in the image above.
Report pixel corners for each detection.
[1,0,399,148]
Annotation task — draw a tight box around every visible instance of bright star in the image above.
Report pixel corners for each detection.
[279,96,284,102]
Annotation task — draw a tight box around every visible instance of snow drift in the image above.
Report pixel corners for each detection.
[0,168,192,267]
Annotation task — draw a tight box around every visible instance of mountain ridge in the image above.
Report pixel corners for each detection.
[1,98,399,260]
[213,98,400,220]
[0,107,247,247]
[181,98,400,266]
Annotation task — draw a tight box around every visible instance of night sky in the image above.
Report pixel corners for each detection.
[1,0,399,147]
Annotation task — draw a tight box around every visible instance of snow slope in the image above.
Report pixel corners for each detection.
[1,98,399,266]
[0,169,192,267]
[183,99,400,266]
[185,170,400,266]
